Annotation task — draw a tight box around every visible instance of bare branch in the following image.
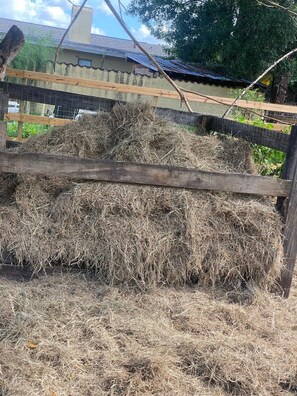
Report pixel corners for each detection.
[258,0,297,17]
[53,0,88,70]
[67,0,78,6]
[104,0,193,112]
[180,87,292,125]
[222,47,297,118]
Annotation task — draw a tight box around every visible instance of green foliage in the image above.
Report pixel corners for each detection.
[129,0,297,80]
[252,144,285,177]
[7,122,48,139]
[229,89,286,177]
[10,31,55,72]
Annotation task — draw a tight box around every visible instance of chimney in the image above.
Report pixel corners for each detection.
[68,5,93,44]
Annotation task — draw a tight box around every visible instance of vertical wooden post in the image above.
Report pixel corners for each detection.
[17,103,24,142]
[0,90,8,150]
[279,125,297,297]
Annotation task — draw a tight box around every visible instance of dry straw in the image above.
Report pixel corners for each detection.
[0,102,283,289]
[0,103,295,396]
[0,274,296,395]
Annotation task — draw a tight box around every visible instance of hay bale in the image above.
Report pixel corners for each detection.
[0,103,283,289]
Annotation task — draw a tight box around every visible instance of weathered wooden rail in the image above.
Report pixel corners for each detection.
[6,68,297,114]
[0,151,290,197]
[0,79,297,297]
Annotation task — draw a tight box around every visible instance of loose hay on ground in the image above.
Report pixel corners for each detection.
[0,103,293,395]
[0,102,283,289]
[0,274,297,395]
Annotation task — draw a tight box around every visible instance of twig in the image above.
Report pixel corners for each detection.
[180,87,293,125]
[104,0,193,112]
[53,0,88,70]
[222,47,297,118]
[67,0,77,6]
[118,0,123,19]
[258,0,297,17]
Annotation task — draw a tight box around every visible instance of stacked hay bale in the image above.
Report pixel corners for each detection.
[0,103,283,289]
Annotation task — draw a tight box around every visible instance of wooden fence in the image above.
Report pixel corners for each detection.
[0,67,294,143]
[0,71,297,297]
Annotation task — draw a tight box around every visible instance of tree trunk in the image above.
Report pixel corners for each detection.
[270,72,290,104]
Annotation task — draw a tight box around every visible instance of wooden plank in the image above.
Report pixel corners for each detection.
[5,113,73,126]
[279,127,297,297]
[6,68,297,114]
[0,151,290,197]
[0,90,8,150]
[1,82,290,153]
[205,116,289,152]
[0,81,119,112]
[17,85,26,142]
[276,126,297,216]
[226,117,291,132]
[278,126,297,297]
[9,109,200,131]
[0,82,292,152]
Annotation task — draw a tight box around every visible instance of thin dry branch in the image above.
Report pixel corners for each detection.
[104,0,193,112]
[258,0,297,17]
[180,87,293,125]
[53,0,88,70]
[222,47,297,118]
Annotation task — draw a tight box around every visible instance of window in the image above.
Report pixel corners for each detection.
[78,58,92,67]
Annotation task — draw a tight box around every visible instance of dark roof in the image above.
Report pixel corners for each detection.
[0,17,166,58]
[127,53,260,87]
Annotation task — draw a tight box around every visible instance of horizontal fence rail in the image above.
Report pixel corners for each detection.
[6,68,297,115]
[0,152,291,197]
[0,81,291,152]
[5,113,72,126]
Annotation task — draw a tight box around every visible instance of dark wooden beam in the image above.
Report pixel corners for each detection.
[278,125,297,297]
[203,115,289,152]
[0,90,8,150]
[0,81,119,112]
[0,151,291,197]
[276,126,297,216]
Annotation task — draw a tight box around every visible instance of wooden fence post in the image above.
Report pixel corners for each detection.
[0,90,8,150]
[0,25,24,81]
[279,125,297,297]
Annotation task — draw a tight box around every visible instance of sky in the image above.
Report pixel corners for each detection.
[1,0,162,44]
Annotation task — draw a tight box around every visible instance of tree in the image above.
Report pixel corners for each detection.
[129,0,297,102]
[10,35,55,72]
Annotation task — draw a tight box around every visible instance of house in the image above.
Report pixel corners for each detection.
[0,7,165,73]
[0,8,265,117]
[0,7,261,89]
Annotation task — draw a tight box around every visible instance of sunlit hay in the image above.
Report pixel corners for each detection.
[19,113,109,159]
[0,275,296,395]
[0,102,283,289]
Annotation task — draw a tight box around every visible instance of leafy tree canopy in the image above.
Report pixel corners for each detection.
[129,0,297,80]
